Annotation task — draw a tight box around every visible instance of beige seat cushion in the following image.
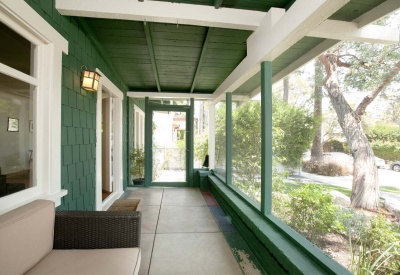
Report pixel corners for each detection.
[0,200,55,275]
[26,248,141,275]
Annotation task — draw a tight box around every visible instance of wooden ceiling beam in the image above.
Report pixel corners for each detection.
[143,22,161,92]
[214,0,223,9]
[190,28,213,93]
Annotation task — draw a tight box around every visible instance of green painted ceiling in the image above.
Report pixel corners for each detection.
[82,0,389,96]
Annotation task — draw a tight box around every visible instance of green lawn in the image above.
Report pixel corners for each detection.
[284,181,400,197]
[380,186,400,194]
[284,181,351,196]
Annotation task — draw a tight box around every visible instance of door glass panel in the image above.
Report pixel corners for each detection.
[0,72,35,197]
[152,110,186,182]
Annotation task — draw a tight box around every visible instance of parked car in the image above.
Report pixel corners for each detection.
[375,157,386,169]
[390,161,400,172]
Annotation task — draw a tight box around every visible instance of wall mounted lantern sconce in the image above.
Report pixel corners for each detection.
[81,65,101,92]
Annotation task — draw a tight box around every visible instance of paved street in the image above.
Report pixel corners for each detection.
[290,169,400,209]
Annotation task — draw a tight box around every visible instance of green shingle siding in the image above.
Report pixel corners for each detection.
[24,0,128,211]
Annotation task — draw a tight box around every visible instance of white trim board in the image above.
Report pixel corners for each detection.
[212,0,349,103]
[0,0,68,213]
[56,0,265,31]
[1,0,68,53]
[128,91,213,100]
[95,69,124,211]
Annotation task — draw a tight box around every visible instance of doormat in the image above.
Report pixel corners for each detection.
[107,199,140,211]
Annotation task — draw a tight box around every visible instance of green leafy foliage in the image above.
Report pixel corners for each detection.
[288,184,338,242]
[229,99,315,203]
[338,42,400,93]
[349,215,400,274]
[130,148,145,179]
[367,124,400,143]
[214,102,226,176]
[323,139,350,153]
[273,98,317,169]
[194,130,208,164]
[232,101,262,189]
[366,124,400,161]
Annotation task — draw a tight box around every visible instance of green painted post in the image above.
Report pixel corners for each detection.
[261,62,272,215]
[226,93,232,185]
[126,97,131,189]
[144,97,152,187]
[188,98,195,186]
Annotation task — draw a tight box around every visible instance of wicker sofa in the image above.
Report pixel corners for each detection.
[0,200,141,274]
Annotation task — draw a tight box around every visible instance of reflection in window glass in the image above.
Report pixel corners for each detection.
[214,102,226,179]
[0,21,34,76]
[0,73,35,197]
[232,100,261,204]
[194,100,208,168]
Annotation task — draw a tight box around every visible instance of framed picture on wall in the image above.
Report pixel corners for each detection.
[7,117,19,132]
[29,120,33,133]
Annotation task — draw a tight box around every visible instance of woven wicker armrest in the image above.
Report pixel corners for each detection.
[53,211,141,249]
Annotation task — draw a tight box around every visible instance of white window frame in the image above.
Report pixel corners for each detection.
[0,0,68,214]
[133,105,145,149]
[95,68,124,211]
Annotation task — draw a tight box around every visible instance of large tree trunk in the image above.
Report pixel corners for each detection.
[310,60,323,161]
[319,54,379,210]
[283,76,289,102]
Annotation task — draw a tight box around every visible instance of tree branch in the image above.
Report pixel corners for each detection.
[318,55,331,86]
[355,60,400,118]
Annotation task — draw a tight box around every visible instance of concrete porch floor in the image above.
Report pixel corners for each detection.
[121,187,261,275]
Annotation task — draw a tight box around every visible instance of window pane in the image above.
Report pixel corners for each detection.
[0,21,34,76]
[271,60,358,271]
[0,73,35,197]
[194,100,208,168]
[232,100,261,204]
[214,102,226,179]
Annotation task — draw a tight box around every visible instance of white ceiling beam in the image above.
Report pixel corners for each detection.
[308,19,399,44]
[271,39,338,84]
[127,91,213,100]
[55,0,265,31]
[212,0,349,103]
[354,0,400,28]
[238,0,400,99]
[248,87,262,100]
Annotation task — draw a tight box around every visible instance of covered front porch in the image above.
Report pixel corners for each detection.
[0,0,399,274]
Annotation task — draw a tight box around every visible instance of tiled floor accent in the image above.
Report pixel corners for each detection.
[123,187,261,275]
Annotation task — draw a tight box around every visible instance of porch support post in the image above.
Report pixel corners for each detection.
[226,92,232,185]
[261,61,272,215]
[144,97,152,187]
[188,98,195,186]
[208,103,215,169]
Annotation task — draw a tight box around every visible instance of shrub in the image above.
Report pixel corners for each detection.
[349,215,400,274]
[272,171,290,223]
[370,140,400,162]
[367,123,400,161]
[323,139,349,153]
[273,98,317,169]
[302,160,351,176]
[288,184,338,242]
